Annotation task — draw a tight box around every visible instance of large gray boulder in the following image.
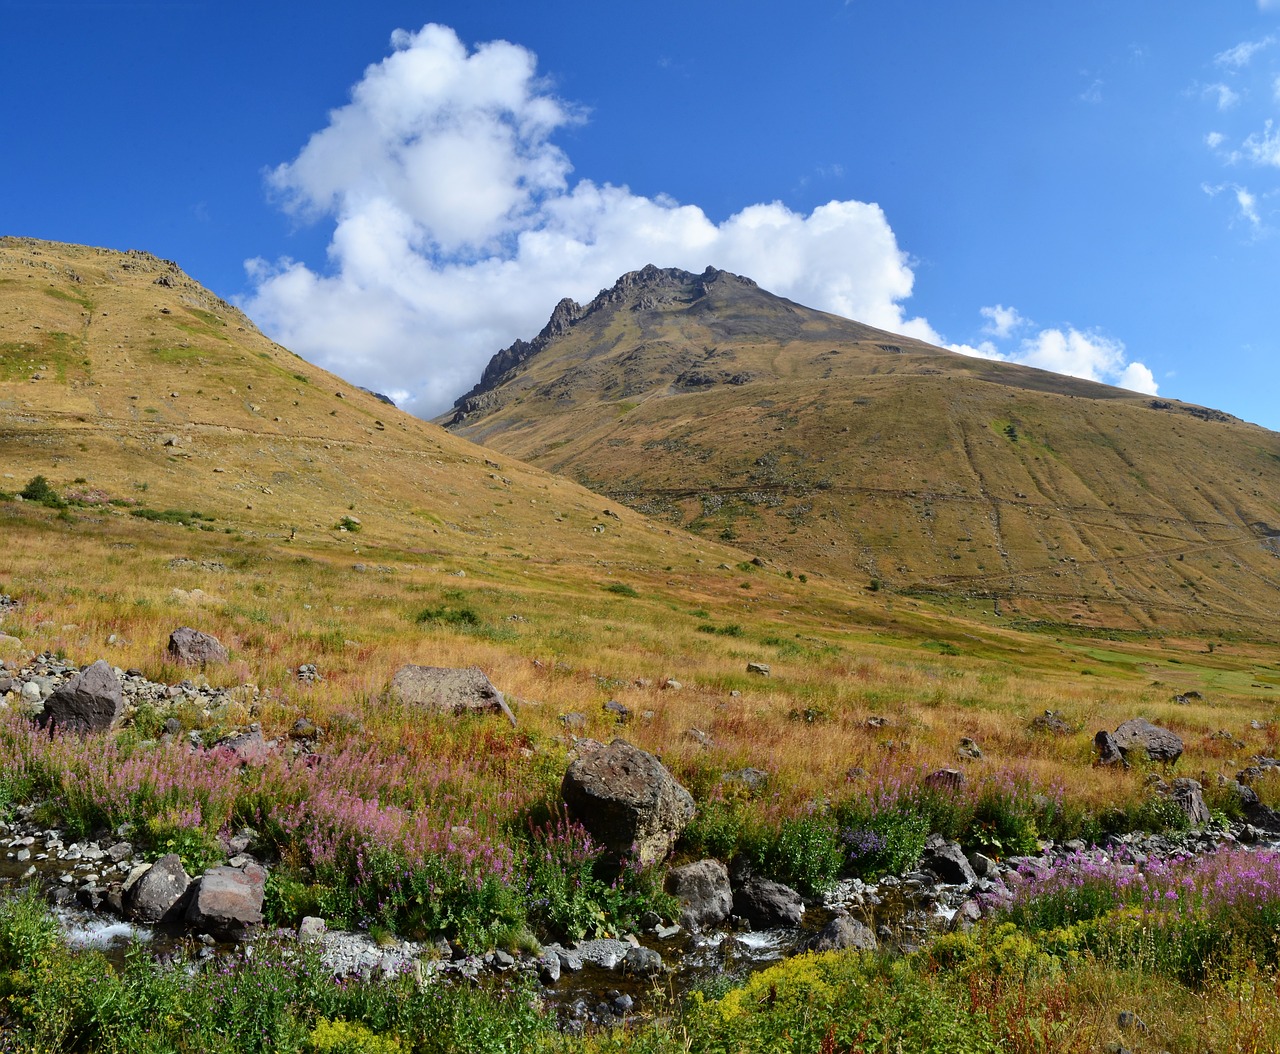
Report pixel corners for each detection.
[561,739,694,866]
[732,876,805,928]
[185,862,266,939]
[1112,718,1183,764]
[666,859,732,932]
[807,912,877,952]
[125,853,190,923]
[388,665,515,726]
[168,627,228,666]
[38,660,122,734]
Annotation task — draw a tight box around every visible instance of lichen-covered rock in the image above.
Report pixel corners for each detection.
[561,739,694,866]
[38,659,122,734]
[388,665,515,726]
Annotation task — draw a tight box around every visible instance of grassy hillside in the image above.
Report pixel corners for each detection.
[443,266,1280,634]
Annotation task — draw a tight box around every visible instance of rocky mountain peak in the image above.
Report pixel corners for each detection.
[449,265,757,420]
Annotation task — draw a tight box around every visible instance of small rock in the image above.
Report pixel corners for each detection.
[746,662,771,677]
[603,699,631,724]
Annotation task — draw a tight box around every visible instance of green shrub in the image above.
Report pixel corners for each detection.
[131,507,214,526]
[836,804,929,879]
[20,475,64,508]
[680,799,747,860]
[744,810,844,895]
[334,515,362,532]
[415,604,482,628]
[603,581,639,597]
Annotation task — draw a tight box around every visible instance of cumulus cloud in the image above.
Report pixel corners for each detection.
[950,309,1156,395]
[1017,327,1157,394]
[243,24,936,416]
[979,304,1024,338]
[1206,131,1226,150]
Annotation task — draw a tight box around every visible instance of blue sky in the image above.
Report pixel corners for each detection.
[5,1,1280,430]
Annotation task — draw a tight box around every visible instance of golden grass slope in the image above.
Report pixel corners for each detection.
[442,266,1280,634]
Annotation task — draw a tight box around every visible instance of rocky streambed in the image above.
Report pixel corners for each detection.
[3,795,1270,1034]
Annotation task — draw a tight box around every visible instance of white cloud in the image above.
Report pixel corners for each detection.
[979,304,1024,338]
[1017,327,1157,394]
[1263,0,1280,11]
[950,308,1156,394]
[1214,36,1276,68]
[947,340,1004,361]
[1236,185,1262,227]
[1204,82,1241,110]
[244,23,937,416]
[1079,79,1104,104]
[1243,119,1280,166]
[1205,131,1226,150]
[1201,181,1262,229]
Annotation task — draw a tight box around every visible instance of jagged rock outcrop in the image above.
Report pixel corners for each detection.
[448,265,757,423]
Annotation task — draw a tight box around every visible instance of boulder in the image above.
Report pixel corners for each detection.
[807,913,877,952]
[125,853,190,923]
[1167,777,1212,827]
[1112,718,1183,764]
[666,859,732,932]
[1094,730,1126,766]
[746,662,771,677]
[186,861,267,939]
[216,726,271,766]
[388,665,515,726]
[732,876,804,928]
[623,945,663,977]
[923,768,966,792]
[38,659,122,734]
[920,835,978,886]
[168,627,228,666]
[561,739,694,865]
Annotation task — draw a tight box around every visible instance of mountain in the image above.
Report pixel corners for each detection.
[442,265,1280,633]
